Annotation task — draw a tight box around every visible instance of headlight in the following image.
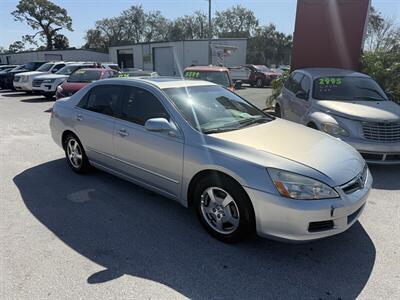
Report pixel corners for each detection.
[321,123,349,136]
[43,79,56,83]
[21,75,29,82]
[267,168,339,200]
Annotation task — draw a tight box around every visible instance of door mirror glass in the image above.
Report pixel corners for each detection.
[296,90,308,100]
[145,118,179,137]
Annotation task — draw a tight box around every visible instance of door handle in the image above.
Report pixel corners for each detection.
[117,128,129,137]
[76,114,83,121]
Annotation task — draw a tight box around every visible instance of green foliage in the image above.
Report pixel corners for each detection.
[362,50,400,103]
[247,24,292,66]
[11,0,72,50]
[266,70,290,108]
[214,5,258,38]
[8,41,25,53]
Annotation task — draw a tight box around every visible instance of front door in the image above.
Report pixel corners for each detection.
[113,86,184,198]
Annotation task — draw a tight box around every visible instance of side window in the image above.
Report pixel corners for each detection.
[52,64,65,72]
[78,85,122,116]
[120,87,169,126]
[299,76,311,95]
[287,72,304,93]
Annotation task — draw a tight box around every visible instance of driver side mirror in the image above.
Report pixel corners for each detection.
[144,118,180,138]
[385,90,394,101]
[296,90,308,100]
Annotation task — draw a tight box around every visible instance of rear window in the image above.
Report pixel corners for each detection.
[36,63,54,72]
[184,71,231,87]
[68,70,102,83]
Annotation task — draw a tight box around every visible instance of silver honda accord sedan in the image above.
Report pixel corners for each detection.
[275,68,400,164]
[50,77,372,243]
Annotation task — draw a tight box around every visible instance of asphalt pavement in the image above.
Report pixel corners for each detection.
[1,89,399,299]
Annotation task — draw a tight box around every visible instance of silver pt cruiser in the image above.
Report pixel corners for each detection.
[50,77,372,243]
[275,68,400,164]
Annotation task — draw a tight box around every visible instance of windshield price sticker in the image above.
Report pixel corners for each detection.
[318,77,342,85]
[118,73,130,77]
[185,71,200,78]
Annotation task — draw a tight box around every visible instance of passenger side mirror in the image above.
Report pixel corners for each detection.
[296,90,308,100]
[385,90,394,101]
[144,118,180,138]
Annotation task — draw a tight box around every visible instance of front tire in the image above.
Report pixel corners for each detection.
[275,104,282,118]
[194,175,255,243]
[64,134,91,173]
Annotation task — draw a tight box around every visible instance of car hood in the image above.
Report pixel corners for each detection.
[316,100,400,122]
[36,74,68,80]
[209,118,364,185]
[19,71,45,77]
[61,82,88,92]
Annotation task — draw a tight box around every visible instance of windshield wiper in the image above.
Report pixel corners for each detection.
[353,96,385,101]
[202,127,239,134]
[237,116,270,128]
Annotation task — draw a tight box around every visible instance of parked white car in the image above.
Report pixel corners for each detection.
[13,61,68,92]
[32,63,97,98]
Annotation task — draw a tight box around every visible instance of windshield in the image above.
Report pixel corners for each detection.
[36,63,54,72]
[68,70,102,83]
[255,65,271,72]
[313,76,387,101]
[163,85,271,134]
[56,65,83,75]
[184,71,231,87]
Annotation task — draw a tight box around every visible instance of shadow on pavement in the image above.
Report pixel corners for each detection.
[14,159,376,299]
[1,92,32,97]
[20,97,54,103]
[369,164,400,190]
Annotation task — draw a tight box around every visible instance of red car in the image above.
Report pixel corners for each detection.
[242,64,280,88]
[184,66,239,91]
[56,68,116,99]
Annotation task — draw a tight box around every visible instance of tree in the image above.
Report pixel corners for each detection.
[8,41,25,53]
[214,5,258,38]
[364,6,400,52]
[144,11,169,42]
[53,34,69,49]
[12,0,73,50]
[84,29,108,50]
[247,24,292,66]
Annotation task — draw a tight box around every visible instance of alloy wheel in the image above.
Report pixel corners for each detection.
[200,187,240,235]
[66,138,83,169]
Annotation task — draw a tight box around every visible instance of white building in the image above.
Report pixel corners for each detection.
[109,38,247,76]
[0,49,109,65]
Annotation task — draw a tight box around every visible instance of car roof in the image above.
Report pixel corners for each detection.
[104,76,217,89]
[185,65,229,72]
[297,68,370,79]
[77,68,105,72]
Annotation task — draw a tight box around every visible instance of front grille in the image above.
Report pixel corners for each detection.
[14,76,21,82]
[308,220,334,232]
[32,79,44,87]
[347,204,365,224]
[341,164,368,194]
[362,121,400,143]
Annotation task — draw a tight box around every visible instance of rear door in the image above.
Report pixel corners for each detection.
[73,84,122,168]
[113,85,184,198]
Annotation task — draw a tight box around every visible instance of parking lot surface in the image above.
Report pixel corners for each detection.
[1,90,399,300]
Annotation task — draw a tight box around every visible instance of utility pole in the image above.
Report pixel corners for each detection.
[208,0,212,65]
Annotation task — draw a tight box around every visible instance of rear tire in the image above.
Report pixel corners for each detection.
[256,78,263,88]
[275,104,282,118]
[64,134,91,174]
[194,175,255,243]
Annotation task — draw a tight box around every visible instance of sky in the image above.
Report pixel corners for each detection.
[0,0,399,49]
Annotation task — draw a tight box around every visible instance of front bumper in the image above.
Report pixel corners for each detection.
[341,137,400,164]
[245,168,372,242]
[13,80,33,91]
